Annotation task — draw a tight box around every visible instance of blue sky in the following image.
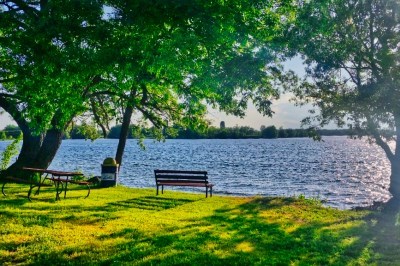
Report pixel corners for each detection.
[0,58,308,130]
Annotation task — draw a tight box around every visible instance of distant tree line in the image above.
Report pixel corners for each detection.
[171,125,355,139]
[2,123,390,141]
[0,125,22,140]
[71,124,392,139]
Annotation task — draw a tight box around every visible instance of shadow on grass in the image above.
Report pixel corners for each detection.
[1,194,398,265]
[107,196,196,211]
[0,194,198,228]
[367,201,400,265]
[96,199,379,265]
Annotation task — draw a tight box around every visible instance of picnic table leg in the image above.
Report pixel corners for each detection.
[55,181,64,201]
[34,173,48,196]
[64,177,69,199]
[2,182,6,196]
[27,184,38,202]
[84,184,91,198]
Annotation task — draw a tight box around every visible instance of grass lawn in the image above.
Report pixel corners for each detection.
[0,184,399,265]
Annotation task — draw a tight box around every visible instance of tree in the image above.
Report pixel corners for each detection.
[278,127,288,138]
[286,128,297,138]
[2,125,21,139]
[287,0,400,199]
[0,1,293,177]
[261,125,278,139]
[89,1,293,166]
[69,123,101,140]
[0,1,109,177]
[0,131,6,140]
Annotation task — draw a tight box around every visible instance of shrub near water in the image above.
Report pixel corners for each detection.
[0,185,397,265]
[0,135,21,171]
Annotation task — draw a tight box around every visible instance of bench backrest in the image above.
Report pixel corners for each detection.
[154,170,208,184]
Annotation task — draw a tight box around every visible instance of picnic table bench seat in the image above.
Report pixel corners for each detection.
[45,177,91,185]
[154,169,213,198]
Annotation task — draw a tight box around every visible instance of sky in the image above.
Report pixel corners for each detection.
[207,57,310,129]
[207,93,309,129]
[0,58,309,130]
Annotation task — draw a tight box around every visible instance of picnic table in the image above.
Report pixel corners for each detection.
[2,167,91,201]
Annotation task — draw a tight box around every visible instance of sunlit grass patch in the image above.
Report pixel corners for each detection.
[0,184,398,265]
[235,241,254,253]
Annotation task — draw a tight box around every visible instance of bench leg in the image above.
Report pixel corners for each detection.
[162,185,164,194]
[210,186,212,197]
[206,187,208,198]
[156,185,159,195]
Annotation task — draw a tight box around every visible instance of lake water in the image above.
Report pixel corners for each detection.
[0,137,392,209]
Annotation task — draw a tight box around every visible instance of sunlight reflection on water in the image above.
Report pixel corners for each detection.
[0,136,392,209]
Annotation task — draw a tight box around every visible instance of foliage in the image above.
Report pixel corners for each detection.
[285,0,400,196]
[87,0,293,136]
[0,0,294,171]
[0,133,21,170]
[104,124,356,140]
[0,186,391,265]
[0,0,107,133]
[278,126,288,138]
[0,125,21,139]
[0,0,115,173]
[288,0,400,133]
[0,131,6,140]
[69,123,101,141]
[261,125,278,139]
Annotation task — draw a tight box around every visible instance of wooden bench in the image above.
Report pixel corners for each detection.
[154,169,213,198]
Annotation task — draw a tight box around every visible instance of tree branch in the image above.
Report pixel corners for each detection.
[363,113,395,161]
[372,131,394,162]
[90,97,108,138]
[0,95,29,133]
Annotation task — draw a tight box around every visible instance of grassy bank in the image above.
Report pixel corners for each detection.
[0,184,399,265]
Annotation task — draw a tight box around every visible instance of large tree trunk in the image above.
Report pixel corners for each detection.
[1,94,74,180]
[389,156,400,200]
[389,117,400,200]
[2,128,64,179]
[115,105,134,168]
[33,128,64,169]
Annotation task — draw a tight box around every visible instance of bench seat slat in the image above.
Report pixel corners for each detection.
[157,182,213,187]
[156,176,207,181]
[155,170,207,175]
[157,180,211,185]
[45,177,90,185]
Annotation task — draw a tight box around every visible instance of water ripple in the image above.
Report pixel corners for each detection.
[0,136,392,209]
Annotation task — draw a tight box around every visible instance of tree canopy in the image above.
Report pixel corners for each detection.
[287,0,400,198]
[0,1,293,175]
